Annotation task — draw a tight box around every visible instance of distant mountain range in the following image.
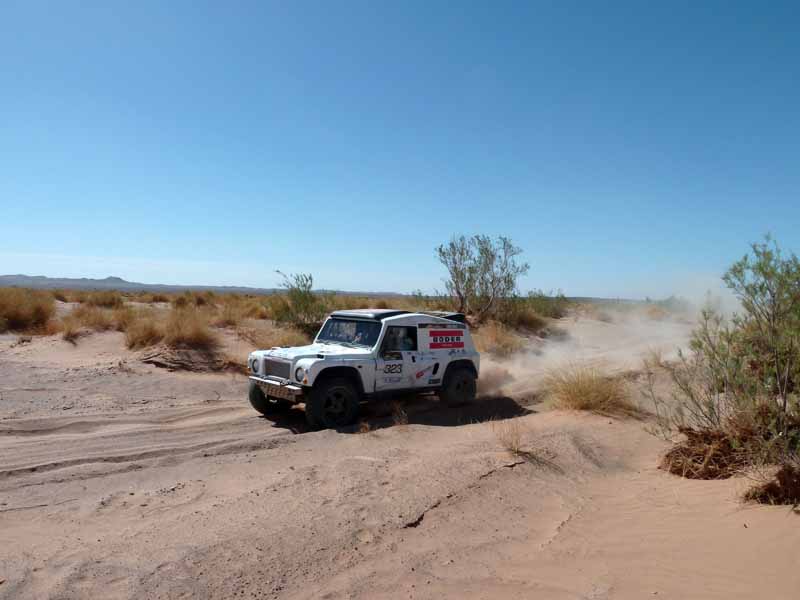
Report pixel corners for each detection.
[0,274,403,297]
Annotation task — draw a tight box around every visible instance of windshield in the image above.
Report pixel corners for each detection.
[316,318,382,348]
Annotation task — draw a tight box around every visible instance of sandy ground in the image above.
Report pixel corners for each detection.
[1,315,799,599]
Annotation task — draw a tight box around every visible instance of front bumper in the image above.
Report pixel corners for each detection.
[249,375,305,401]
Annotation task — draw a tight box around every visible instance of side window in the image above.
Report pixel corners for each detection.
[381,326,418,352]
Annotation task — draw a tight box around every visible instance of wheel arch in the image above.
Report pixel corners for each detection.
[443,359,478,381]
[312,366,365,396]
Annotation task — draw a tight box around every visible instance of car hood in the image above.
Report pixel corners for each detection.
[262,343,373,361]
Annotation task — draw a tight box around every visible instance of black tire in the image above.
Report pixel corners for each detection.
[248,381,292,416]
[305,377,360,429]
[440,367,477,407]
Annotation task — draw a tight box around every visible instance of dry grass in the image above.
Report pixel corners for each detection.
[0,288,56,333]
[125,317,165,349]
[491,418,561,469]
[213,297,268,327]
[473,320,525,356]
[71,305,115,331]
[743,460,800,506]
[498,303,547,332]
[492,418,525,455]
[660,427,751,479]
[60,316,82,344]
[545,366,640,417]
[163,309,218,351]
[85,290,124,309]
[236,323,309,349]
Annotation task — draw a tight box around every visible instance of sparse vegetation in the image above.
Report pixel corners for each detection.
[648,237,800,500]
[546,366,638,417]
[60,316,82,344]
[473,321,525,356]
[0,288,56,332]
[743,459,800,506]
[492,418,525,456]
[236,323,309,349]
[163,308,219,351]
[125,317,164,350]
[85,290,124,309]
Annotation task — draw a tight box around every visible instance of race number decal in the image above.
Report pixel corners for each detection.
[429,330,464,349]
[383,363,403,374]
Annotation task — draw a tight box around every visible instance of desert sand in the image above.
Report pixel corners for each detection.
[1,314,799,599]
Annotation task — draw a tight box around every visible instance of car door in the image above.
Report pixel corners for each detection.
[374,326,420,392]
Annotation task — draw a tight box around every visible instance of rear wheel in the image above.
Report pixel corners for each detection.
[248,381,293,416]
[440,367,477,407]
[305,377,360,429]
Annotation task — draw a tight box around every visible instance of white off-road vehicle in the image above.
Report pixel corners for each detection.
[247,309,480,429]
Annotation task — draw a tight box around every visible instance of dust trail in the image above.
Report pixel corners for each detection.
[478,309,695,400]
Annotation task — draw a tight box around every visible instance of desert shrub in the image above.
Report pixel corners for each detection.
[125,318,164,349]
[407,290,455,312]
[273,271,327,334]
[51,289,68,302]
[111,306,137,332]
[497,297,546,332]
[492,418,525,456]
[527,290,570,319]
[85,290,124,309]
[163,309,218,351]
[213,296,268,327]
[60,316,82,344]
[71,305,115,331]
[545,366,638,417]
[660,427,752,479]
[0,288,56,332]
[743,459,800,505]
[139,292,170,303]
[171,293,191,308]
[473,321,524,356]
[325,294,371,311]
[648,237,800,483]
[237,324,309,349]
[436,234,529,322]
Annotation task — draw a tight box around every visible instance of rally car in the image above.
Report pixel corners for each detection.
[247,309,480,429]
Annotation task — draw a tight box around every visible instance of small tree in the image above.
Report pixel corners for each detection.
[722,235,800,434]
[274,271,327,334]
[436,234,529,322]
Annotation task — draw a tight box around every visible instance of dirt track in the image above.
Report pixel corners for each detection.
[2,318,799,599]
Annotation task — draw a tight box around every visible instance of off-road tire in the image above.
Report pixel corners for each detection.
[440,367,477,407]
[248,381,292,416]
[305,377,360,429]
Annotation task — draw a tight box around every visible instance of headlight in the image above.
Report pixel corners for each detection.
[251,359,259,373]
[295,367,305,382]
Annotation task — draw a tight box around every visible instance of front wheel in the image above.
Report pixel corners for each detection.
[249,381,293,416]
[439,367,477,407]
[305,377,360,429]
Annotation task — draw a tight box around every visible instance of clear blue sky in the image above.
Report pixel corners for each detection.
[2,1,798,298]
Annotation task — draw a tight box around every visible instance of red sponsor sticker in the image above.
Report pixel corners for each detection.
[429,330,464,349]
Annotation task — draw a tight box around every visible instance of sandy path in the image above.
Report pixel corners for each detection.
[2,412,798,599]
[2,317,798,599]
